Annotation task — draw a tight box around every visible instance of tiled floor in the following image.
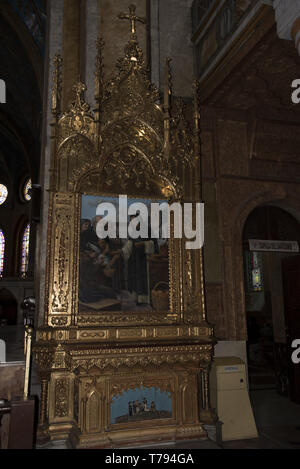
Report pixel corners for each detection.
[1,325,300,449]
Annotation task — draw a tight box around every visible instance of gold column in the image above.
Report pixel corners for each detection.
[39,378,49,427]
[200,367,217,424]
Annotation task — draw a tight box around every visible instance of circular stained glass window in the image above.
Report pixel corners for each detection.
[0,184,8,205]
[24,179,32,201]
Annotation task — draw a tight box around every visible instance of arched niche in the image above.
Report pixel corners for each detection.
[0,288,18,325]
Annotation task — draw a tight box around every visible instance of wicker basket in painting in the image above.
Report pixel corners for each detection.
[151,282,169,311]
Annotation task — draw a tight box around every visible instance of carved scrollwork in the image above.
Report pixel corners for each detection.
[69,344,213,372]
[57,81,96,146]
[54,379,69,418]
[34,348,55,371]
[76,312,174,326]
[170,97,196,168]
[110,379,174,401]
[51,209,71,313]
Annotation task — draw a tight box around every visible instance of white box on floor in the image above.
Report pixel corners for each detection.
[0,339,5,362]
[210,357,258,441]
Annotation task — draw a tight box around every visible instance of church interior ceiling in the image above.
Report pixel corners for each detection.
[0,10,43,184]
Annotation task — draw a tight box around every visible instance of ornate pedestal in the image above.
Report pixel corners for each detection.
[35,324,216,448]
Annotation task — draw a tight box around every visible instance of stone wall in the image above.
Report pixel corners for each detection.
[151,0,194,97]
[36,0,64,327]
[201,104,300,340]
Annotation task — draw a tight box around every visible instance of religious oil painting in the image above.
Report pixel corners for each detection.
[110,387,172,425]
[78,195,169,313]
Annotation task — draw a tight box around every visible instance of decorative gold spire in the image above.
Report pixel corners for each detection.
[116,4,147,69]
[67,78,91,115]
[163,58,172,160]
[72,80,87,107]
[51,54,62,116]
[193,80,202,201]
[118,4,146,37]
[95,37,105,106]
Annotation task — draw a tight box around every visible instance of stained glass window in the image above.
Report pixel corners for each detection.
[21,224,30,276]
[0,184,8,205]
[0,229,4,276]
[24,179,32,201]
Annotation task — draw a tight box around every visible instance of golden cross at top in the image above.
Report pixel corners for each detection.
[118,4,147,36]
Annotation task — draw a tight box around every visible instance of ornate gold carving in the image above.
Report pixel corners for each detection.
[58,81,96,142]
[52,55,62,116]
[69,344,212,372]
[51,209,70,312]
[44,3,208,325]
[54,378,69,418]
[116,328,145,339]
[110,378,174,401]
[79,331,107,340]
[76,312,174,326]
[34,4,216,447]
[34,348,54,371]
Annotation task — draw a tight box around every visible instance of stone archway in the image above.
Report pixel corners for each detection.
[242,205,300,389]
[221,187,286,341]
[219,181,300,342]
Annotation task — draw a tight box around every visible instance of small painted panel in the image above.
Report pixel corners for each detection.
[111,387,172,425]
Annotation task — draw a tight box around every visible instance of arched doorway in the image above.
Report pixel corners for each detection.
[243,205,300,400]
[0,288,18,325]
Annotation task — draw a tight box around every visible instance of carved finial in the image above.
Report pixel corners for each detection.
[164,57,172,103]
[193,80,201,148]
[52,54,62,116]
[193,80,200,125]
[116,5,147,70]
[72,79,87,108]
[193,80,202,200]
[118,4,146,37]
[163,58,172,160]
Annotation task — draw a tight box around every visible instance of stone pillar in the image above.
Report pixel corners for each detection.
[150,0,194,98]
[62,0,86,109]
[36,0,64,327]
[37,375,50,443]
[84,0,100,108]
[272,0,300,54]
[199,367,218,424]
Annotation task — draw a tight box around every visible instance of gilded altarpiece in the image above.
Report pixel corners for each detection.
[34,6,216,448]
